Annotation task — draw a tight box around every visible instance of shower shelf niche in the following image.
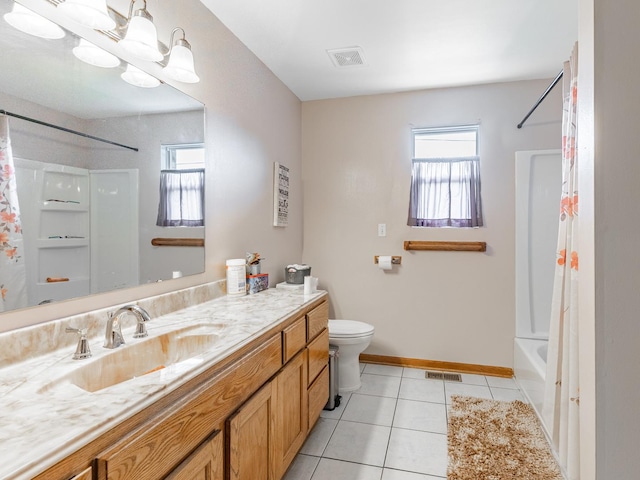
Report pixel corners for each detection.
[16,159,91,306]
[37,168,90,302]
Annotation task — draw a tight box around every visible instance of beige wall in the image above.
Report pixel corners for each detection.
[1,0,302,331]
[577,0,596,477]
[592,0,640,477]
[301,80,562,368]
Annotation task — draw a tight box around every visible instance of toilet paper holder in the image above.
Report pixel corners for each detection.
[373,255,402,265]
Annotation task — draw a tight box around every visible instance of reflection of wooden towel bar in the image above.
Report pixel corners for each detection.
[151,238,204,247]
[404,241,486,252]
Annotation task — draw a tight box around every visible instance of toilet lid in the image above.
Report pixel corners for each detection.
[329,319,375,337]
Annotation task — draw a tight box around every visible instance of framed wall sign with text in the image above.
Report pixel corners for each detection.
[273,162,289,227]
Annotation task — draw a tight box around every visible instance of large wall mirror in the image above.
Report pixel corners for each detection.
[0,0,205,314]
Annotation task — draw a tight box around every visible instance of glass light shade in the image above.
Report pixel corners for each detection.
[118,12,163,62]
[58,0,116,31]
[121,64,160,88]
[162,44,200,83]
[3,3,65,39]
[73,39,120,68]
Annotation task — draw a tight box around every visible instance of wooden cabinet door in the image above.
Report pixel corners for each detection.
[273,350,308,478]
[227,383,275,480]
[165,429,223,480]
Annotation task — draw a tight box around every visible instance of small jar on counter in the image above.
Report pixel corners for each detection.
[226,259,246,296]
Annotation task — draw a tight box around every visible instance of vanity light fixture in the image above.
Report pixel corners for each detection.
[118,0,163,62]
[57,0,116,31]
[162,27,200,84]
[3,2,65,39]
[121,63,160,88]
[73,38,120,68]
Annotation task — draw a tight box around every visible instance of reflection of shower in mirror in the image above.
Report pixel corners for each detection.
[14,158,139,308]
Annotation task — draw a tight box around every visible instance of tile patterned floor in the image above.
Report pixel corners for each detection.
[283,363,525,480]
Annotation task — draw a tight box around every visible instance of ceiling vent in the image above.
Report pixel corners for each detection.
[327,46,366,68]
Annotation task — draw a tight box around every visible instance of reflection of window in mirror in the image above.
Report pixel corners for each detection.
[162,143,205,170]
[156,143,205,227]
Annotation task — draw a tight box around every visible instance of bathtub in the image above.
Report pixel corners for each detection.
[514,337,547,417]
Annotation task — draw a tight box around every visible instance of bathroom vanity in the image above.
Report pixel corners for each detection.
[0,285,329,480]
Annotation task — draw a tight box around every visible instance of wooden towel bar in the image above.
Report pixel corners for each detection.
[403,241,486,252]
[151,238,204,247]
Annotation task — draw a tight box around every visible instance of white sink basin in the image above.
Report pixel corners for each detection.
[40,324,224,393]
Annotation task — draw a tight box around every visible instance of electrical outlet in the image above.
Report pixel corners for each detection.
[378,223,386,237]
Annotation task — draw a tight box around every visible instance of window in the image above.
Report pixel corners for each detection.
[162,143,205,170]
[407,125,483,228]
[156,143,205,227]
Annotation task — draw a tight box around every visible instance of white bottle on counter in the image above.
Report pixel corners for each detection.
[226,259,246,296]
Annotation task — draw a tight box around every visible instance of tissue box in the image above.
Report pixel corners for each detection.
[246,273,269,294]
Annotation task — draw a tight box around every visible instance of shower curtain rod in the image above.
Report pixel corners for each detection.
[517,70,564,129]
[0,109,138,152]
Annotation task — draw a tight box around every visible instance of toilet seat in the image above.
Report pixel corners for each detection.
[329,319,375,338]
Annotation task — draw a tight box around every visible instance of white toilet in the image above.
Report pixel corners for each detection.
[328,319,375,392]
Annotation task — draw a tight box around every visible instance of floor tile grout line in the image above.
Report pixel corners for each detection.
[383,465,448,479]
[312,404,343,468]
[307,455,386,478]
[321,451,386,469]
[391,424,447,437]
[380,389,400,470]
[307,454,321,480]
[316,417,340,458]
[350,391,403,400]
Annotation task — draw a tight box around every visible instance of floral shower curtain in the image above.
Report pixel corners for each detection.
[542,43,580,480]
[0,115,28,312]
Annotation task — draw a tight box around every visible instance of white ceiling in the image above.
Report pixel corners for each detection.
[200,0,579,101]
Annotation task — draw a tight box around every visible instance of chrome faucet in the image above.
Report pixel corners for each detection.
[104,304,151,349]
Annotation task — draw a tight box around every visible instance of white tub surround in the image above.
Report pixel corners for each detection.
[0,284,327,480]
[514,149,561,341]
[514,149,561,421]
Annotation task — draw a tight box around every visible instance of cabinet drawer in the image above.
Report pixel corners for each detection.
[307,328,329,386]
[96,334,282,480]
[282,316,306,363]
[308,365,329,431]
[306,301,328,342]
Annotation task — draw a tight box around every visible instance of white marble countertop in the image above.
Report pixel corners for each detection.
[0,288,326,480]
